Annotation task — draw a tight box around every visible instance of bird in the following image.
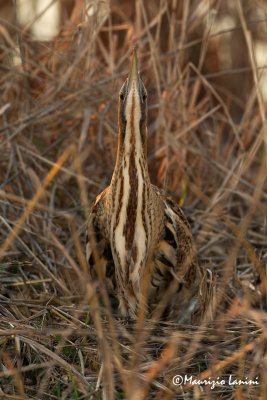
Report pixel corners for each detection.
[86,50,201,321]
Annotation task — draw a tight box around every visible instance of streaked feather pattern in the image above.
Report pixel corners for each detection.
[86,51,202,321]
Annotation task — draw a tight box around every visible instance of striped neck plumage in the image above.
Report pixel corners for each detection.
[113,83,148,180]
[109,51,152,299]
[112,49,149,188]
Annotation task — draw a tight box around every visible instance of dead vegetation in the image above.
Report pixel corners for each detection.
[0,1,266,399]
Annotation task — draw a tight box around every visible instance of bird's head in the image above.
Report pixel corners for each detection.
[118,49,147,145]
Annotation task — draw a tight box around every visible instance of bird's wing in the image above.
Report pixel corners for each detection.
[147,186,201,321]
[86,188,115,289]
[152,186,200,304]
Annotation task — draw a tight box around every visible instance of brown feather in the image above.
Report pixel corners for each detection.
[86,52,202,321]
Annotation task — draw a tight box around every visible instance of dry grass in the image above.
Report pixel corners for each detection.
[0,1,266,399]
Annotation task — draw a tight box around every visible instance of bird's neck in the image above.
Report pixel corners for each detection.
[109,114,152,286]
[110,119,151,224]
[112,125,149,188]
[111,87,150,197]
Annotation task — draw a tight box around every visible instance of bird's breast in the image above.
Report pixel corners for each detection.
[110,156,152,293]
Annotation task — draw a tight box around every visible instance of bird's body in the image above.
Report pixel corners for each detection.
[86,51,201,320]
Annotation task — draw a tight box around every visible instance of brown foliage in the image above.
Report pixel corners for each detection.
[0,1,266,399]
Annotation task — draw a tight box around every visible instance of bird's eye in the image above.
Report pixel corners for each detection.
[142,94,147,101]
[120,93,124,100]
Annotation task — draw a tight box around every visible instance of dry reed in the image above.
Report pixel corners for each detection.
[0,1,266,399]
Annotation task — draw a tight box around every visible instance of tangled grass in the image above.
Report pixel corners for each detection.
[0,1,266,399]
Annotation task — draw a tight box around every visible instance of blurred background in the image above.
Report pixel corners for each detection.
[1,0,266,193]
[0,1,266,399]
[4,0,267,101]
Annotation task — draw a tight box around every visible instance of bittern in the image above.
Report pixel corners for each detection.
[86,50,201,321]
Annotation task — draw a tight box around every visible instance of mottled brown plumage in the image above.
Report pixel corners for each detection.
[86,50,201,321]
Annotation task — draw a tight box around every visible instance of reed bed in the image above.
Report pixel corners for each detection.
[0,1,266,399]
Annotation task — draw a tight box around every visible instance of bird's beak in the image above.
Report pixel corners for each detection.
[127,49,140,92]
